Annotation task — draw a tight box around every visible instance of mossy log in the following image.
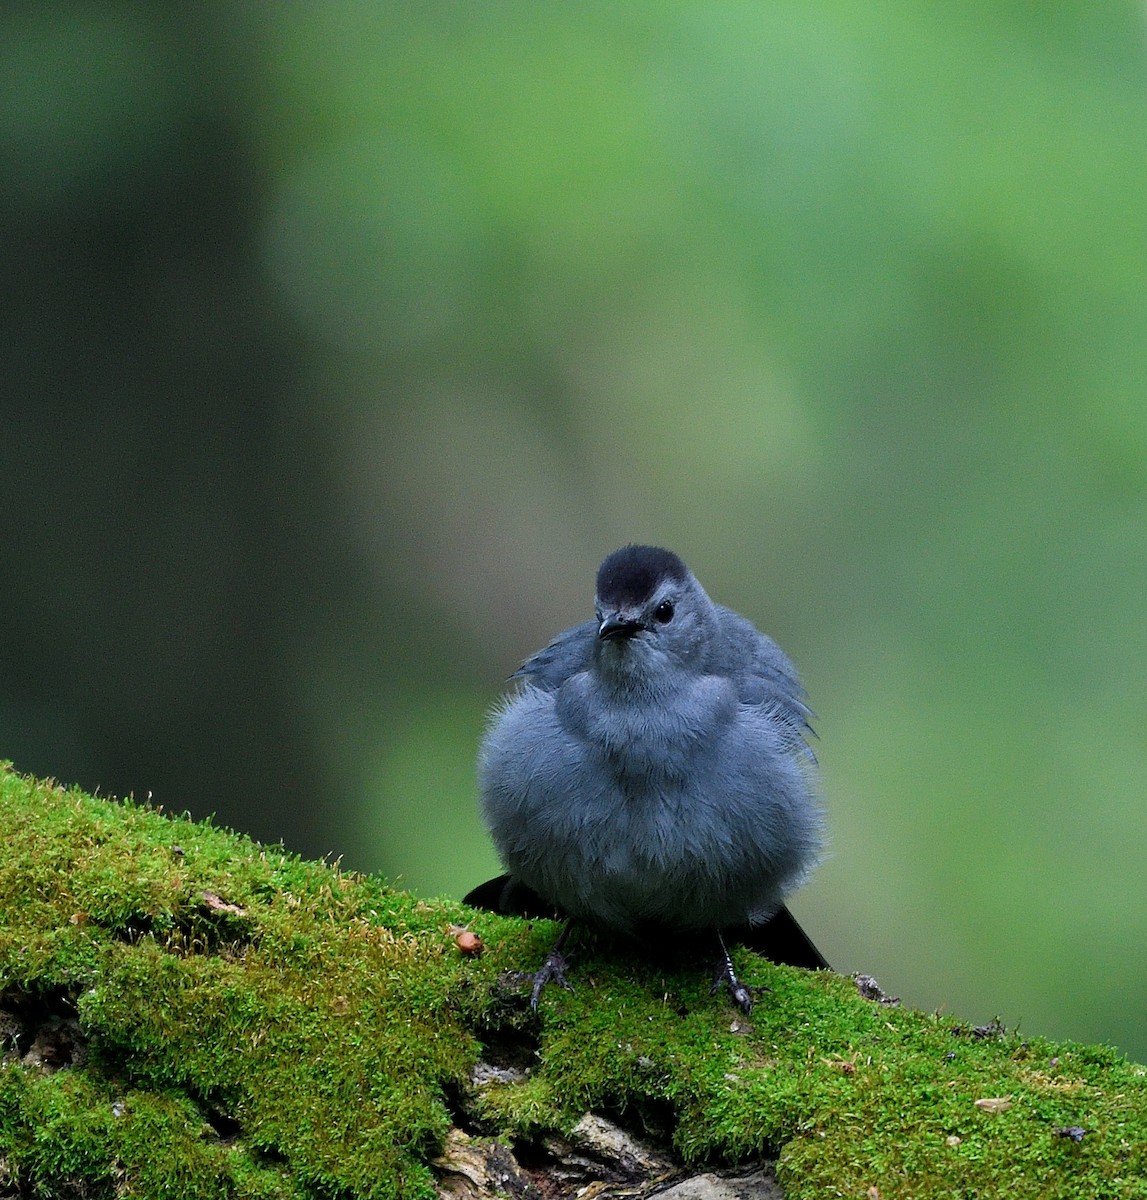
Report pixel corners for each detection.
[0,764,1143,1199]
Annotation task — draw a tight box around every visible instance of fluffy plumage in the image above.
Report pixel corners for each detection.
[477,545,823,950]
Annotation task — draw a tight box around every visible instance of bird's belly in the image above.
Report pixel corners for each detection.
[522,773,768,931]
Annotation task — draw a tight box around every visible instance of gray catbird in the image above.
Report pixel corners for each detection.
[467,544,825,1012]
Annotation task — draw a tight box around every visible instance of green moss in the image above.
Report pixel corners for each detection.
[6,1070,300,1199]
[0,765,479,1198]
[1,763,1145,1198]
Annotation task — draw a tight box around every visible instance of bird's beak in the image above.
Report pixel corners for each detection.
[598,613,646,641]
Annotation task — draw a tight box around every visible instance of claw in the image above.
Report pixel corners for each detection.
[504,919,575,1009]
[529,946,574,1009]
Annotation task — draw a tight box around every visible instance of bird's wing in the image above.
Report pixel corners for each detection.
[510,619,597,691]
[712,606,816,744]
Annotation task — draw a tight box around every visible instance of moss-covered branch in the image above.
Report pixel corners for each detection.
[0,763,1143,1198]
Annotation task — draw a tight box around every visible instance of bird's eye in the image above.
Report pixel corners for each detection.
[653,600,674,624]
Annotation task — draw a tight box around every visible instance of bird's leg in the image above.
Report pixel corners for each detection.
[710,929,760,1014]
[527,919,575,1010]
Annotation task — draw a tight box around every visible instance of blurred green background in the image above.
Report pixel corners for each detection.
[3,3,1146,1061]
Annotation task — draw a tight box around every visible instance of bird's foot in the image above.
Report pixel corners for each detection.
[711,932,767,1015]
[503,920,575,1010]
[524,947,574,1010]
[710,959,756,1014]
[503,950,571,1008]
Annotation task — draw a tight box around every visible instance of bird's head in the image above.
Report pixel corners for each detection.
[592,544,713,674]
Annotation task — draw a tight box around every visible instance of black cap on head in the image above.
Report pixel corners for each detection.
[595,545,689,610]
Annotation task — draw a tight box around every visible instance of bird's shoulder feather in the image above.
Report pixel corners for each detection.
[510,618,597,691]
[710,605,815,739]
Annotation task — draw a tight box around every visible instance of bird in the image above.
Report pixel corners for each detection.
[466,544,825,1012]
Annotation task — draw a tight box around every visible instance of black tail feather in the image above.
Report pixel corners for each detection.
[463,874,829,971]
